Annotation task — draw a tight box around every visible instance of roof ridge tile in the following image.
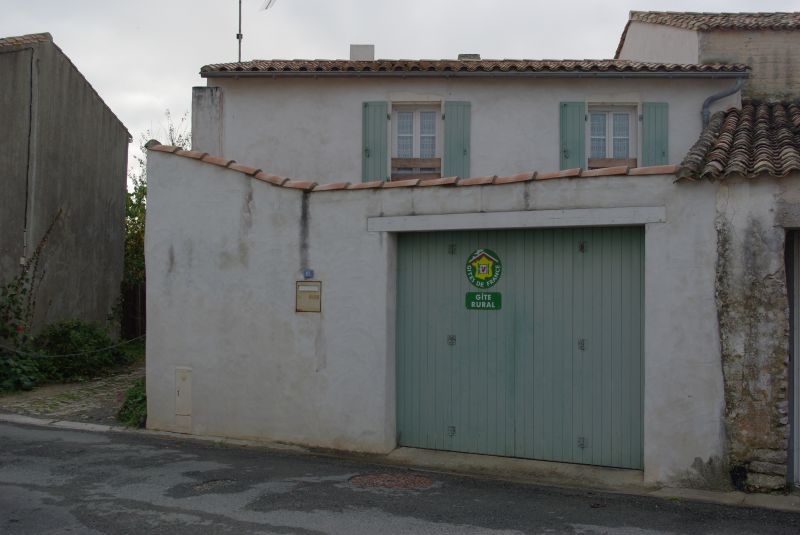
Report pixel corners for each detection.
[201,58,748,76]
[147,145,687,193]
[201,154,235,167]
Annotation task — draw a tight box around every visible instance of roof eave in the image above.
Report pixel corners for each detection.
[201,70,748,79]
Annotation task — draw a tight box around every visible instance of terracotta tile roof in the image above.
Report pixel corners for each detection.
[630,11,800,31]
[201,59,747,77]
[677,100,800,181]
[616,12,800,58]
[147,142,679,192]
[0,32,52,49]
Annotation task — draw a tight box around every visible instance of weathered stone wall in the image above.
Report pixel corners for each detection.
[700,30,800,99]
[715,178,791,491]
[12,41,128,330]
[0,48,31,286]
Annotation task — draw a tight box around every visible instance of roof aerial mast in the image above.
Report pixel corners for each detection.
[238,0,280,62]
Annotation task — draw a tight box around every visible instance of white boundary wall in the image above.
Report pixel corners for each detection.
[147,153,797,486]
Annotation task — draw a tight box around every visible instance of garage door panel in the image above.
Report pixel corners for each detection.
[397,227,643,469]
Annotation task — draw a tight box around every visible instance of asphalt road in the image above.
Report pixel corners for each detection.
[0,422,798,534]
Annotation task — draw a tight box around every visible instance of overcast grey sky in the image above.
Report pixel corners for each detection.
[3,0,799,172]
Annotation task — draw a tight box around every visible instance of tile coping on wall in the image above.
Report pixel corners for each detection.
[146,141,681,192]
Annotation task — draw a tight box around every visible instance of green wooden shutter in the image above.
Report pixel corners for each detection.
[362,101,388,181]
[443,101,471,178]
[641,102,669,166]
[559,102,585,170]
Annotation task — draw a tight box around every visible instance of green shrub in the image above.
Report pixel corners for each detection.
[0,210,62,393]
[0,355,41,392]
[117,377,146,428]
[33,320,132,382]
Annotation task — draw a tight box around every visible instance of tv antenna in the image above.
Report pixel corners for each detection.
[238,0,280,62]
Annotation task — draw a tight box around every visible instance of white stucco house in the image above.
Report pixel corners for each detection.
[146,13,800,492]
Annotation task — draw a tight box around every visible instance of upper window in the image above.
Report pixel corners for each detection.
[392,106,441,180]
[587,106,637,169]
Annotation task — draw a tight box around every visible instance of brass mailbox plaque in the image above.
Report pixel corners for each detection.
[296,281,322,312]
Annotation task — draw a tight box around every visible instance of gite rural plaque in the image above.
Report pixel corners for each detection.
[465,249,502,310]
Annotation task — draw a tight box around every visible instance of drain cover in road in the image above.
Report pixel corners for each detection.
[349,473,435,490]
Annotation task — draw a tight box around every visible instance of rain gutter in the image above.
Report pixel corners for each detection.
[701,77,745,127]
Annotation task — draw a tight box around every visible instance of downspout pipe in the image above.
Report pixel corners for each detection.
[702,77,744,127]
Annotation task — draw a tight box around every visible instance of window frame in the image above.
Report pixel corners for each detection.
[391,103,443,179]
[585,105,639,169]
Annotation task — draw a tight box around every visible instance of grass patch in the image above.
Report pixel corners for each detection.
[120,338,145,363]
[117,377,146,428]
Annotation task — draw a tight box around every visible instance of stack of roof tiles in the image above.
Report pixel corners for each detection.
[677,100,800,180]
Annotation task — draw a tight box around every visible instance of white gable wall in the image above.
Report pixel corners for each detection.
[617,22,700,64]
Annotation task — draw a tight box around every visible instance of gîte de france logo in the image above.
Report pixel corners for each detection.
[466,248,502,289]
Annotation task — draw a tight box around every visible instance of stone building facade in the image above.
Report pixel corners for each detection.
[0,33,128,329]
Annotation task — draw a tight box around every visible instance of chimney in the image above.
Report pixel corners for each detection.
[458,53,481,61]
[350,44,375,61]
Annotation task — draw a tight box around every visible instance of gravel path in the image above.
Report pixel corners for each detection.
[0,362,144,425]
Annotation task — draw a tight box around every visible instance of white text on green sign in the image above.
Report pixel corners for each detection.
[466,292,502,310]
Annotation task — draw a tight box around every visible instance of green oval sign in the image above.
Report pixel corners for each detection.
[466,248,502,289]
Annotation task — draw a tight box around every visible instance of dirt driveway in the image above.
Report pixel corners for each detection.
[0,362,144,425]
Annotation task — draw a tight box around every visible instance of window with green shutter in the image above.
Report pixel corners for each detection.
[641,102,669,166]
[559,102,585,170]
[443,101,471,178]
[362,101,389,181]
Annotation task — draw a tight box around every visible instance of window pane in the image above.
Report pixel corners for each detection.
[397,136,412,158]
[590,113,606,159]
[590,113,606,137]
[420,136,435,158]
[397,112,413,135]
[613,138,629,159]
[612,113,629,159]
[613,113,629,137]
[591,138,607,159]
[420,111,436,135]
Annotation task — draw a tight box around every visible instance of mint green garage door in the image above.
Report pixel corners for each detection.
[396,227,644,469]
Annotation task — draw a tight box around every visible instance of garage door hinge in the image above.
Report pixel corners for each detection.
[578,436,587,449]
[447,335,456,346]
[578,338,586,351]
[448,243,457,254]
[447,426,456,436]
